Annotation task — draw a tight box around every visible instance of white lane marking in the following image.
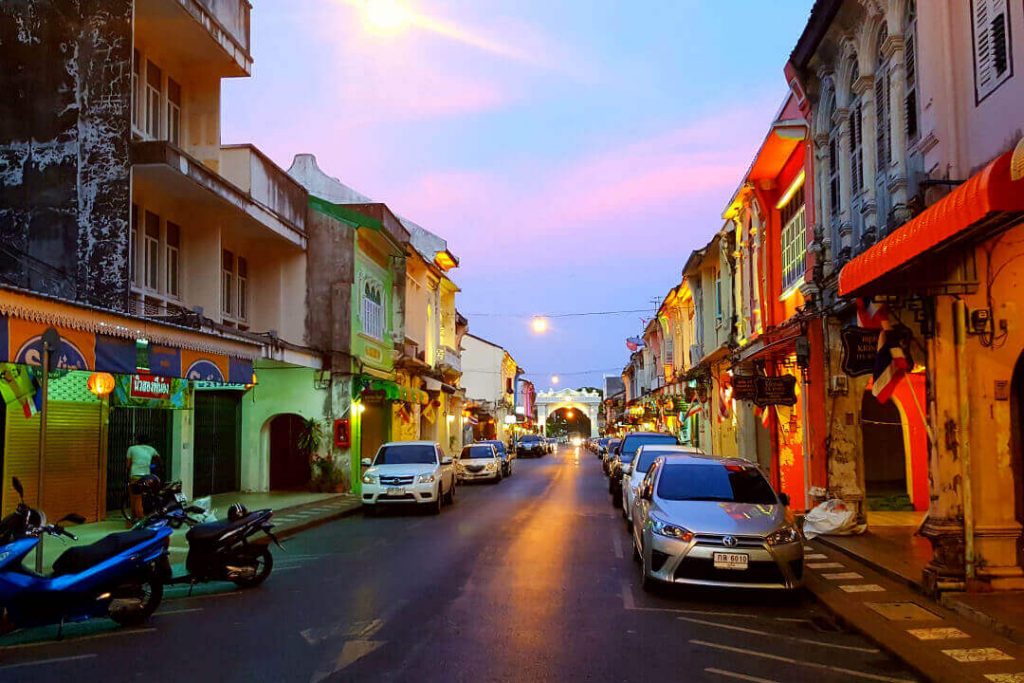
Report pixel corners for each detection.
[907,627,970,641]
[172,590,243,601]
[986,674,1024,682]
[822,572,863,580]
[773,617,813,623]
[676,615,879,653]
[942,647,1014,662]
[803,545,814,551]
[157,607,204,616]
[838,584,886,593]
[309,640,385,683]
[619,580,754,617]
[805,554,829,560]
[0,654,97,670]
[807,562,845,569]
[621,581,636,610]
[612,534,624,560]
[705,668,780,683]
[690,640,916,683]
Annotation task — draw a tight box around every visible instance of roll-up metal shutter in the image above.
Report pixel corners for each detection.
[2,402,102,522]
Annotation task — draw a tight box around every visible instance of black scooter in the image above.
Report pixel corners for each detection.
[137,484,282,590]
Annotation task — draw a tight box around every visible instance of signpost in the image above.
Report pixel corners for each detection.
[35,326,60,573]
[840,326,881,377]
[731,375,757,401]
[753,375,798,407]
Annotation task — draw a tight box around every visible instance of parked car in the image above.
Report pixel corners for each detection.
[622,445,705,525]
[609,432,680,507]
[596,437,610,458]
[602,438,621,475]
[361,441,456,514]
[476,440,514,477]
[630,454,803,592]
[546,437,557,453]
[517,434,546,458]
[457,443,504,483]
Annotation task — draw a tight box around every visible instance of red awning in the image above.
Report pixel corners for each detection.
[839,148,1024,296]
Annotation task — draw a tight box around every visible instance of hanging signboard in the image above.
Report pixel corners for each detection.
[731,375,757,401]
[840,326,881,377]
[112,374,192,409]
[753,375,798,407]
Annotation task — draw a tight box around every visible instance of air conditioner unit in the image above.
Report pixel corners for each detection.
[828,375,849,396]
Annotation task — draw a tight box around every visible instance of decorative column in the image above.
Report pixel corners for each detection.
[832,106,854,260]
[852,72,879,237]
[812,132,833,277]
[883,33,910,223]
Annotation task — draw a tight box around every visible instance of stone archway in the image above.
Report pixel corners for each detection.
[535,388,601,437]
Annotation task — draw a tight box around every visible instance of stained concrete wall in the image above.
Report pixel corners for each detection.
[0,0,133,310]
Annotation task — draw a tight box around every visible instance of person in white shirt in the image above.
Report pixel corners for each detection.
[127,434,160,521]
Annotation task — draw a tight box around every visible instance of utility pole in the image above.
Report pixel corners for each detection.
[34,339,51,573]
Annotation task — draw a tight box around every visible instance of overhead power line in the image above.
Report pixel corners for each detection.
[463,308,656,319]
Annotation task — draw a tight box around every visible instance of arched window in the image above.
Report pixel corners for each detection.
[904,1,919,142]
[362,279,385,340]
[821,77,842,258]
[874,23,892,233]
[848,57,865,243]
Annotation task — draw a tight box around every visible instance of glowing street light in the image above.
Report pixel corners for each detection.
[361,0,411,35]
[531,316,549,334]
[566,409,574,419]
[551,375,560,385]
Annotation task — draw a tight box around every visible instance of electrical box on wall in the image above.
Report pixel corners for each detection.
[828,375,849,396]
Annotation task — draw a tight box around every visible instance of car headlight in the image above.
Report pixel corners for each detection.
[362,473,378,485]
[485,462,496,470]
[766,525,802,546]
[649,514,694,541]
[416,473,436,484]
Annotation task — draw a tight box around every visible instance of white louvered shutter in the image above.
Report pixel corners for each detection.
[973,0,1012,101]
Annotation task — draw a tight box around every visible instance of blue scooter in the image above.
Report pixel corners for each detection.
[0,477,172,637]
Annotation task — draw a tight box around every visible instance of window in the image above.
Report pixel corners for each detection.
[362,280,384,340]
[236,257,248,321]
[222,250,234,316]
[144,211,160,290]
[166,78,181,146]
[780,185,807,292]
[849,60,864,194]
[130,204,139,286]
[905,1,920,141]
[875,27,891,172]
[972,0,1013,102]
[145,61,162,139]
[824,85,841,223]
[713,268,722,319]
[132,50,143,131]
[165,222,180,299]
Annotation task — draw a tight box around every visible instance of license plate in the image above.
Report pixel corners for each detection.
[713,552,749,570]
[387,487,405,496]
[174,493,187,503]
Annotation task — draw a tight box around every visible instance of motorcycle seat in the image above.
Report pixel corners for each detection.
[186,516,252,545]
[52,529,158,577]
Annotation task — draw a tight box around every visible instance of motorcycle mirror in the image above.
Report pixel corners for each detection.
[12,477,23,498]
[185,505,206,514]
[59,513,86,525]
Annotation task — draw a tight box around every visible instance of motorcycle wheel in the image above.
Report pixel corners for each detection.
[108,576,163,626]
[231,546,273,588]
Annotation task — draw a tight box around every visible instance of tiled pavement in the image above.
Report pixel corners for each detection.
[804,540,1024,683]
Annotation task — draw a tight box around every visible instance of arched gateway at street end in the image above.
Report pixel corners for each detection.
[535,388,601,437]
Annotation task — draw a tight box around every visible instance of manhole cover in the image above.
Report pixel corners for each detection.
[865,601,941,621]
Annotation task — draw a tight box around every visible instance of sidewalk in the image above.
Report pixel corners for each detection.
[37,491,363,571]
[805,538,1024,683]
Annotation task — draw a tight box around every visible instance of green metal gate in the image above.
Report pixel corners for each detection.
[107,407,172,512]
[193,391,240,497]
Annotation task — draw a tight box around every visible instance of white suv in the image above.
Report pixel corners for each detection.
[361,441,456,515]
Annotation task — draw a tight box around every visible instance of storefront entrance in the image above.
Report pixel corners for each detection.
[193,391,240,497]
[107,407,173,512]
[861,390,911,510]
[269,414,309,490]
[360,402,387,462]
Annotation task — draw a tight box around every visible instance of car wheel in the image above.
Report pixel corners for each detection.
[640,547,657,593]
[446,480,456,505]
[431,486,442,514]
[632,535,641,562]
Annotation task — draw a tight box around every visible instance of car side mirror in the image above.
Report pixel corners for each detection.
[778,492,791,507]
[441,457,453,466]
[361,458,372,467]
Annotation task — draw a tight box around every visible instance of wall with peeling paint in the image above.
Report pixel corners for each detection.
[0,0,132,310]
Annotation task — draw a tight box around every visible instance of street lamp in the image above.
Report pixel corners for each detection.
[531,316,549,334]
[362,0,411,34]
[551,375,560,385]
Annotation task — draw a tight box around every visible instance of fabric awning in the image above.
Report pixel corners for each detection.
[839,147,1024,297]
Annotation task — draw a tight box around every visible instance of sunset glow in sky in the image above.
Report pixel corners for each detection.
[222,0,815,390]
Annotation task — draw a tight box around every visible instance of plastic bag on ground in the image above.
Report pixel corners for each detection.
[190,496,217,523]
[802,498,866,539]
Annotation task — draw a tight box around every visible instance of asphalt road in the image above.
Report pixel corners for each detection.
[0,446,919,683]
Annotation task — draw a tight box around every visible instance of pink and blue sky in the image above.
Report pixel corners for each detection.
[223,0,815,391]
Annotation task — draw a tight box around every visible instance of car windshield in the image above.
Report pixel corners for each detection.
[480,441,506,454]
[461,446,494,460]
[635,449,683,474]
[607,440,620,451]
[620,434,677,463]
[656,463,778,504]
[520,435,541,443]
[374,444,437,465]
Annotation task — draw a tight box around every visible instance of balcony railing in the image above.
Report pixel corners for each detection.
[436,346,461,373]
[194,0,251,54]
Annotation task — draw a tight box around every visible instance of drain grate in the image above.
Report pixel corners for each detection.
[865,601,942,621]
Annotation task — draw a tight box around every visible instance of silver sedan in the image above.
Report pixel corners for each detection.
[630,454,804,591]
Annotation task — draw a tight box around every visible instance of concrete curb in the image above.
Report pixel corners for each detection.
[271,501,364,542]
[813,534,927,594]
[940,593,1024,647]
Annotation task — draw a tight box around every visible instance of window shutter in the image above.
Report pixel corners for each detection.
[875,71,890,168]
[973,0,1013,102]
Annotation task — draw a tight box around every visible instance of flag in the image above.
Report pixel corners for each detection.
[856,297,888,329]
[626,336,645,352]
[872,322,913,403]
[684,402,702,420]
[754,404,773,428]
[717,383,732,422]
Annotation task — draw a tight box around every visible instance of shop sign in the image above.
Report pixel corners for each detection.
[731,375,757,400]
[364,346,382,362]
[131,374,171,400]
[193,381,249,391]
[840,326,881,377]
[754,376,797,407]
[361,389,386,404]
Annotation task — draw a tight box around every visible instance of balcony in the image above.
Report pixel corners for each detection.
[136,0,252,77]
[436,346,462,375]
[132,140,306,249]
